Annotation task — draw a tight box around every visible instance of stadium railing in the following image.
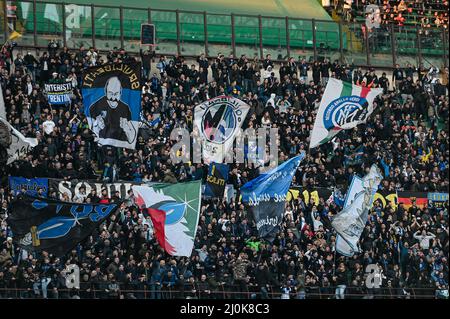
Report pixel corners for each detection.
[1,0,448,69]
[0,285,442,299]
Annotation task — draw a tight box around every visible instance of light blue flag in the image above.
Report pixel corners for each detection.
[240,154,305,241]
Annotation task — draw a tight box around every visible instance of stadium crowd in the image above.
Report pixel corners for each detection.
[323,0,449,29]
[0,43,448,299]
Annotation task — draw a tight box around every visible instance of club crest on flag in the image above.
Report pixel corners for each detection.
[195,96,249,163]
[201,100,239,143]
[309,78,383,149]
[324,96,369,130]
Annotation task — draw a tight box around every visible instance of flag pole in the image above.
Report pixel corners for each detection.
[332,240,337,276]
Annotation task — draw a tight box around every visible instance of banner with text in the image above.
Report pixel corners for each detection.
[45,83,73,105]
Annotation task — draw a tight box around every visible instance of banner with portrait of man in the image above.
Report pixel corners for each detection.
[82,62,141,149]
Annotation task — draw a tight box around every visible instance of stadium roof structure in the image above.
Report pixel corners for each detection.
[41,0,333,21]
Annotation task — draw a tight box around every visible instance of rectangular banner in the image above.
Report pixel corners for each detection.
[9,177,48,196]
[309,78,382,148]
[194,96,250,163]
[44,82,72,105]
[8,196,121,256]
[240,154,304,242]
[398,191,428,209]
[427,192,449,208]
[48,179,142,200]
[204,162,229,197]
[132,181,202,257]
[82,62,142,149]
[287,187,332,205]
[287,185,397,211]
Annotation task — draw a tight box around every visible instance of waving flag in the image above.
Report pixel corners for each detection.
[333,165,382,257]
[8,196,120,256]
[0,80,6,119]
[132,181,201,257]
[310,78,382,148]
[241,154,304,241]
[0,117,38,164]
[204,162,229,197]
[194,96,249,163]
[82,63,141,149]
[145,208,170,253]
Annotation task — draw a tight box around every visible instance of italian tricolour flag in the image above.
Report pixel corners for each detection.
[309,78,383,148]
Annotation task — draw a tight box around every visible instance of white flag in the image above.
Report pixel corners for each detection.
[0,85,5,119]
[132,181,201,257]
[333,165,382,256]
[194,96,249,163]
[0,117,37,164]
[310,78,382,148]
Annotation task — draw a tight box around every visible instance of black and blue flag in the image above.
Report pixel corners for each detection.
[8,196,121,257]
[240,154,304,242]
[204,162,229,197]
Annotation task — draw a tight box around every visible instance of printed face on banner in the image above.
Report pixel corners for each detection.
[82,63,141,149]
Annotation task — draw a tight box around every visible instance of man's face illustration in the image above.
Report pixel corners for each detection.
[105,77,122,109]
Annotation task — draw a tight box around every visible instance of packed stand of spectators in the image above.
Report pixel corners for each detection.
[323,0,449,30]
[0,42,448,299]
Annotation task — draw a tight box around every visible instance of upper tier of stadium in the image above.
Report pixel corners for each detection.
[38,0,333,21]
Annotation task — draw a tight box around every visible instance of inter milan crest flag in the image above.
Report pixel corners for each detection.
[132,181,202,257]
[194,96,249,163]
[8,196,121,256]
[204,163,229,197]
[310,78,382,148]
[82,63,141,149]
[240,154,304,242]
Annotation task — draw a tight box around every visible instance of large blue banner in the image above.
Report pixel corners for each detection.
[82,62,141,149]
[9,177,48,196]
[240,154,304,241]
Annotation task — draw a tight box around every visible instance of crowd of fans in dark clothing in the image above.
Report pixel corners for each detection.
[0,41,448,299]
[325,0,449,29]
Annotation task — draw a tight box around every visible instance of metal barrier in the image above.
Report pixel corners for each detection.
[0,0,448,69]
[0,285,442,299]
